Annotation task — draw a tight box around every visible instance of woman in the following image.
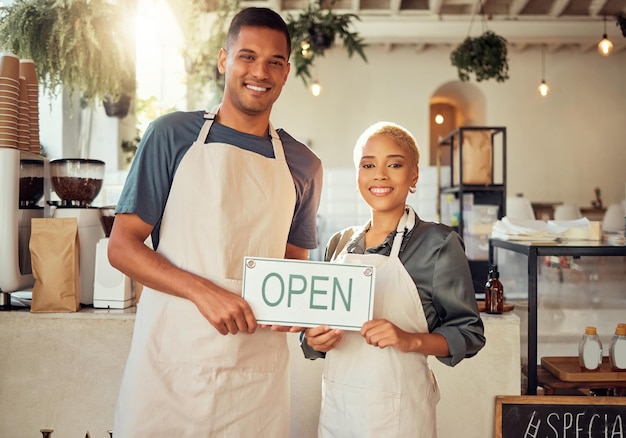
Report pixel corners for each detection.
[302,121,485,437]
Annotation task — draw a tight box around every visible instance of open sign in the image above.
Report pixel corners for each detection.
[242,257,375,331]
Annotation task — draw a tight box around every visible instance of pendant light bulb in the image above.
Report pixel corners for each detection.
[598,35,614,56]
[310,81,322,97]
[538,44,549,97]
[597,17,614,56]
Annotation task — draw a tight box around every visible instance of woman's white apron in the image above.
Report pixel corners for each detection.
[319,206,440,438]
[114,108,296,437]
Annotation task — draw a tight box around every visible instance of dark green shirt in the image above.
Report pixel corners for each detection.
[302,210,485,367]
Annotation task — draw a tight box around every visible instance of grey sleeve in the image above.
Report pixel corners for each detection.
[431,232,486,367]
[299,331,326,360]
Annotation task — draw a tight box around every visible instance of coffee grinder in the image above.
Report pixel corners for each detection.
[93,206,133,309]
[0,149,49,308]
[49,158,105,306]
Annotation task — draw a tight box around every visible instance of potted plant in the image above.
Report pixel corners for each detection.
[450,30,509,83]
[121,132,141,165]
[0,0,136,109]
[286,0,368,84]
[617,13,626,38]
[102,74,136,118]
[182,0,238,107]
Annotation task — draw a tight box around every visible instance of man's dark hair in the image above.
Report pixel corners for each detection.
[226,7,292,58]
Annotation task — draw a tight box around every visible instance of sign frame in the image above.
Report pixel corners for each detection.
[242,256,375,330]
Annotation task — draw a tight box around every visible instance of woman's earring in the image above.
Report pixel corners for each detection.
[409,186,417,193]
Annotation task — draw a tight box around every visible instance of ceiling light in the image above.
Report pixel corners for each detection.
[310,81,322,97]
[598,16,614,56]
[435,114,444,124]
[538,44,549,97]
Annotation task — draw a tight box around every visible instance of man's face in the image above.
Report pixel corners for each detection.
[218,26,291,117]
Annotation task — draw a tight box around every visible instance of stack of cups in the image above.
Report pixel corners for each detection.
[0,53,20,149]
[19,59,40,154]
[17,76,31,152]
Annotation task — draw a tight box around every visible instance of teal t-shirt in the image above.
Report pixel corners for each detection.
[116,110,323,250]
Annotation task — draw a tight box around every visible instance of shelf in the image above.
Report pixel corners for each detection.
[440,185,505,193]
[438,126,506,147]
[436,126,507,294]
[542,356,626,383]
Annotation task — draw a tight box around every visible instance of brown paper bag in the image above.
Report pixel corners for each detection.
[453,130,493,185]
[29,217,81,312]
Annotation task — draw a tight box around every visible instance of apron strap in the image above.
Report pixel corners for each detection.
[268,122,286,162]
[197,105,220,143]
[390,206,417,258]
[199,106,286,162]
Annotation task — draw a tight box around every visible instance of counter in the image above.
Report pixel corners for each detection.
[0,307,520,438]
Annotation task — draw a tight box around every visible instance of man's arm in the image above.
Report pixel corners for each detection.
[108,213,258,335]
[285,243,309,260]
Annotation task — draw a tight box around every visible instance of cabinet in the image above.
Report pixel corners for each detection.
[488,238,626,395]
[437,126,507,293]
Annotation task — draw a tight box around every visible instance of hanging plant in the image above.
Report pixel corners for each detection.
[286,0,367,85]
[183,0,238,105]
[450,30,510,83]
[617,13,626,38]
[0,0,136,107]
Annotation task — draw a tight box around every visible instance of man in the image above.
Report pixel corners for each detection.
[109,7,322,437]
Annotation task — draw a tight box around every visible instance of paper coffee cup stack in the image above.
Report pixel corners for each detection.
[17,76,31,152]
[0,53,20,150]
[19,59,40,154]
[0,54,40,154]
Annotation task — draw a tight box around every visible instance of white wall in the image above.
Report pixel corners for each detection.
[38,43,626,209]
[270,45,626,207]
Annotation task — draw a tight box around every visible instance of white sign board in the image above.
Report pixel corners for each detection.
[242,257,375,331]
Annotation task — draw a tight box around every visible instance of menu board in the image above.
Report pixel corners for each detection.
[495,395,626,438]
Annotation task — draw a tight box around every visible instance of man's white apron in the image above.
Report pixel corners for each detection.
[114,108,296,437]
[319,206,440,438]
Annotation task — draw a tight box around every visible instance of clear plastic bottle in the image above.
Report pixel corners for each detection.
[579,326,603,372]
[486,266,504,314]
[609,324,626,371]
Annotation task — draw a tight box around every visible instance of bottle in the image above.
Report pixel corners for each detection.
[486,266,504,314]
[609,324,626,371]
[578,326,603,372]
[484,267,493,312]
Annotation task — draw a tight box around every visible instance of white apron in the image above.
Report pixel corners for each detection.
[114,108,296,437]
[319,206,440,438]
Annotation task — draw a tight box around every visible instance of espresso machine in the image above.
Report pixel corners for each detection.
[49,158,106,306]
[0,148,50,308]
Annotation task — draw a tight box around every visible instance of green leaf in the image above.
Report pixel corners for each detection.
[286,0,367,85]
[0,0,136,106]
[450,30,509,83]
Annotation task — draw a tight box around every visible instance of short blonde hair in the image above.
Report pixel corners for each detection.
[353,121,420,171]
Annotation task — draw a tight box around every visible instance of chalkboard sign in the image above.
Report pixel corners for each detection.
[495,395,626,438]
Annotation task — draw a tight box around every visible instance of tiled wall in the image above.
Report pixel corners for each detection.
[97,166,449,262]
[311,166,448,261]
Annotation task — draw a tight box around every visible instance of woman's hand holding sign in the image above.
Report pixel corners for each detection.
[304,325,344,352]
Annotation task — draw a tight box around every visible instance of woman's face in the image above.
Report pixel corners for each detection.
[357,134,418,216]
